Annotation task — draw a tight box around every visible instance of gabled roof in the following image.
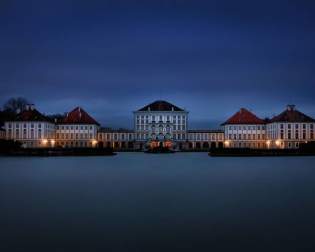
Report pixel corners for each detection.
[222,108,266,125]
[12,108,52,122]
[60,107,100,125]
[138,100,185,112]
[270,105,315,123]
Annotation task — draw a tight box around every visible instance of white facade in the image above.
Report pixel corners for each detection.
[56,124,98,148]
[97,129,135,149]
[5,121,55,148]
[267,122,315,149]
[187,130,224,149]
[224,124,267,149]
[134,111,188,142]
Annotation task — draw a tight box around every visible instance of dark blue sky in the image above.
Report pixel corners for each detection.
[0,0,314,128]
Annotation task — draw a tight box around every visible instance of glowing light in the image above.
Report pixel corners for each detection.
[50,139,55,146]
[42,139,48,145]
[224,140,230,147]
[275,140,281,146]
[92,140,98,146]
[266,140,271,146]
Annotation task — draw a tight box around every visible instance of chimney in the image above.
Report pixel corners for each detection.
[25,104,30,111]
[287,104,295,111]
[30,104,35,110]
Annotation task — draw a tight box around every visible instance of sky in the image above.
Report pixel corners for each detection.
[0,0,315,128]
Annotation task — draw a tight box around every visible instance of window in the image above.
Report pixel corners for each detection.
[280,124,284,129]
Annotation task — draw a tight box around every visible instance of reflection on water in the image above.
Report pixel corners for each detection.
[1,153,315,251]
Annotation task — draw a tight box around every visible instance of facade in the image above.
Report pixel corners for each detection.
[4,104,55,148]
[133,100,188,150]
[222,108,267,149]
[187,130,224,150]
[3,101,314,150]
[97,128,135,150]
[266,105,315,149]
[0,128,6,139]
[55,107,100,148]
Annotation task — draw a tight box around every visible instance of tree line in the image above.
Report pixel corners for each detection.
[0,97,64,127]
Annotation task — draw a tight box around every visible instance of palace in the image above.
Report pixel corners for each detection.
[3,101,315,150]
[134,100,189,150]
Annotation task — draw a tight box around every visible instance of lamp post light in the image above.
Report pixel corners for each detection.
[275,140,281,148]
[224,140,230,148]
[92,140,98,147]
[50,139,55,147]
[266,140,271,149]
[42,139,48,146]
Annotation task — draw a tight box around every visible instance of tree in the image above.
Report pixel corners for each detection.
[3,97,30,113]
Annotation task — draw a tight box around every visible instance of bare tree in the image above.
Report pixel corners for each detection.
[3,97,30,113]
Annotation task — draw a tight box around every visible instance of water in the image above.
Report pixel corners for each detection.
[1,153,315,251]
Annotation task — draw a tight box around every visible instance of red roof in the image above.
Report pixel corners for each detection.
[270,105,315,123]
[61,107,100,125]
[222,108,266,125]
[13,108,51,122]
